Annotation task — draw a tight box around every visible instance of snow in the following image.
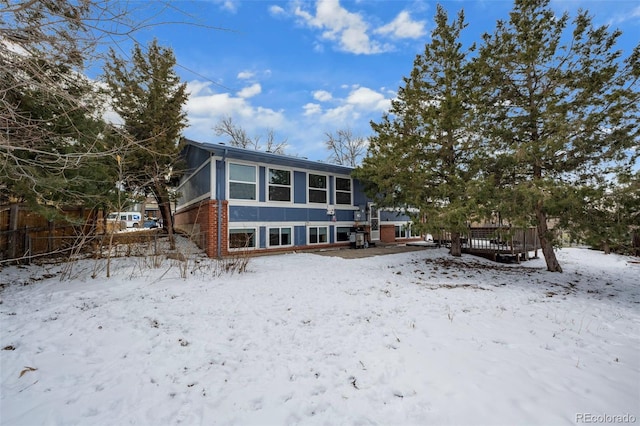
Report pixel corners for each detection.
[1,241,639,425]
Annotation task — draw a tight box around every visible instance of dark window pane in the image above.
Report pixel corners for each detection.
[269,186,291,202]
[269,169,290,185]
[336,178,351,191]
[309,174,326,189]
[230,182,256,200]
[310,227,318,244]
[281,228,291,245]
[337,227,350,242]
[336,191,351,205]
[309,189,326,203]
[230,229,255,248]
[269,228,280,246]
[318,227,328,243]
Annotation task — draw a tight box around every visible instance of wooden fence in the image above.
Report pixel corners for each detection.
[0,204,102,264]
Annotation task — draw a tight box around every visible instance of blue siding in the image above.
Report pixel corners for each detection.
[259,166,266,202]
[229,206,336,222]
[178,162,210,205]
[216,159,226,200]
[293,171,306,204]
[329,176,334,205]
[352,179,368,207]
[259,227,266,248]
[183,145,210,174]
[335,209,354,222]
[294,226,306,245]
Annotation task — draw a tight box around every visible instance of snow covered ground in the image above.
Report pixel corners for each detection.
[1,241,639,425]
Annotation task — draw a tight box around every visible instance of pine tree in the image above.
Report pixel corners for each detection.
[355,5,479,256]
[473,0,639,272]
[103,39,188,249]
[1,0,117,212]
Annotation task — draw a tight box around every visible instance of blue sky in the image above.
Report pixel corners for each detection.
[114,0,640,162]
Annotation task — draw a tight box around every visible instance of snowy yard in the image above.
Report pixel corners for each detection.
[1,242,639,425]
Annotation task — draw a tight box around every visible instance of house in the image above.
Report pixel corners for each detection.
[174,139,423,257]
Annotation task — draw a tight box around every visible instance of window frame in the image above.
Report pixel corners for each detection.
[336,226,351,242]
[267,167,292,203]
[228,162,257,201]
[228,228,257,250]
[308,173,328,204]
[268,226,293,248]
[335,177,352,205]
[308,226,329,245]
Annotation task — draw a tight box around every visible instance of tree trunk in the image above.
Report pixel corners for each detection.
[535,203,562,272]
[154,185,176,250]
[450,231,462,257]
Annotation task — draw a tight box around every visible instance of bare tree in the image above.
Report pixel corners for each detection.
[325,128,367,167]
[214,116,287,154]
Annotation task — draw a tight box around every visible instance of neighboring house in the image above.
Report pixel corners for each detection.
[174,140,422,257]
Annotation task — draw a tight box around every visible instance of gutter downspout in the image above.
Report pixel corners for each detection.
[217,148,227,259]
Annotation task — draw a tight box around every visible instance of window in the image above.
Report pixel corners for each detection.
[269,227,292,247]
[229,228,256,249]
[309,226,328,244]
[229,163,256,200]
[395,224,418,238]
[308,174,327,204]
[268,168,291,202]
[336,226,351,242]
[335,177,352,205]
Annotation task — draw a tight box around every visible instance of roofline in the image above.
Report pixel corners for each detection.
[183,138,355,174]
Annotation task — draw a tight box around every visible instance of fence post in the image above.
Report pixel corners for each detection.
[48,220,54,253]
[23,226,30,265]
[9,204,19,260]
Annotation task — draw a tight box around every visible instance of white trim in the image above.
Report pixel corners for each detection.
[334,176,353,206]
[227,161,258,201]
[266,166,293,204]
[307,225,329,245]
[175,192,212,212]
[228,227,258,251]
[266,226,294,248]
[308,172,329,205]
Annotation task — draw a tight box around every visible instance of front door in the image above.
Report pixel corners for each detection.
[368,203,380,241]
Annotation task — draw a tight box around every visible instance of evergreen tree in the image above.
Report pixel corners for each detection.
[103,39,188,249]
[1,0,117,213]
[473,0,639,272]
[355,5,479,256]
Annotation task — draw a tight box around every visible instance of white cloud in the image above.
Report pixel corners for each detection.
[375,11,426,39]
[269,5,286,16]
[237,83,261,98]
[302,85,390,129]
[294,0,387,54]
[610,5,640,24]
[237,71,255,80]
[313,90,333,102]
[220,0,237,13]
[184,81,286,144]
[345,86,390,111]
[303,103,323,116]
[187,80,215,96]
